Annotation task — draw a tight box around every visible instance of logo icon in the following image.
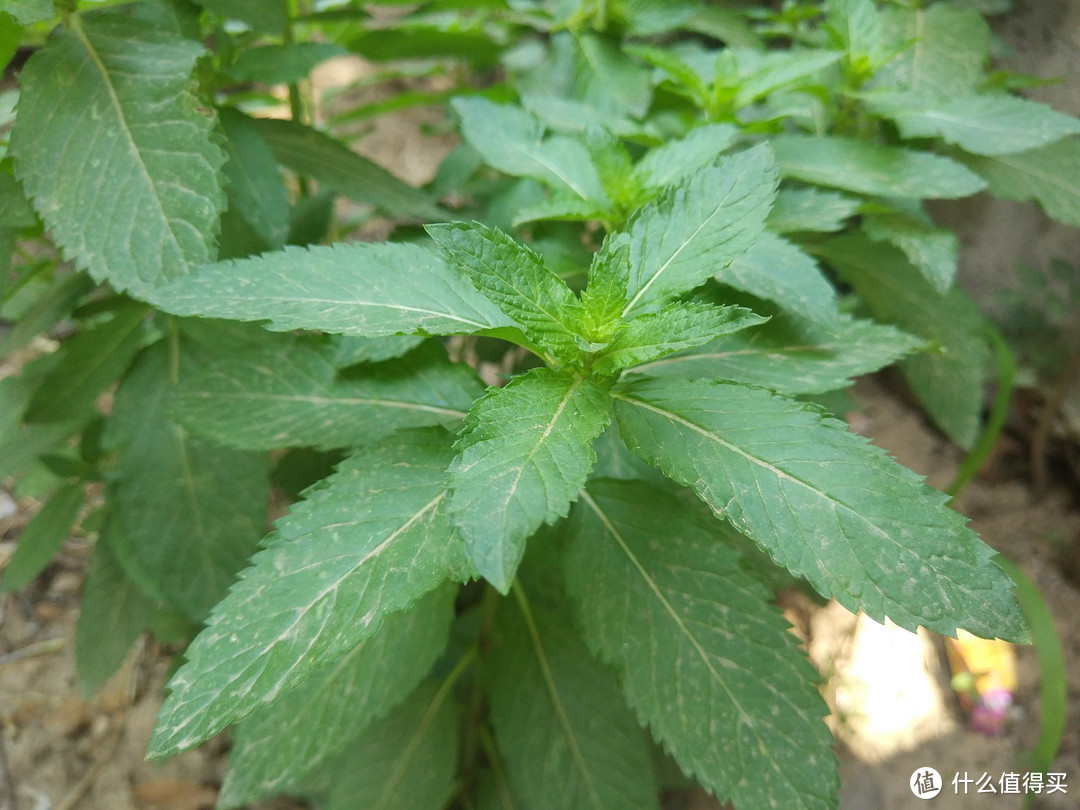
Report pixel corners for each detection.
[911,767,943,799]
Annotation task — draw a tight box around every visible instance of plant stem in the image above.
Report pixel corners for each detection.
[283,0,311,198]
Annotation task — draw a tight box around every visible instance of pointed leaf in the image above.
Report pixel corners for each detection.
[633,123,738,190]
[218,109,290,250]
[732,49,843,109]
[611,376,1028,642]
[962,138,1080,228]
[623,145,777,316]
[566,481,837,810]
[219,585,456,808]
[0,481,83,592]
[718,232,839,324]
[594,301,766,376]
[826,0,883,72]
[573,32,652,119]
[322,678,460,810]
[251,118,447,221]
[150,241,520,338]
[10,15,226,295]
[193,0,285,34]
[816,233,989,447]
[487,584,658,810]
[767,187,859,234]
[863,212,959,292]
[171,341,481,450]
[449,368,611,592]
[426,221,584,360]
[104,344,270,620]
[580,233,630,338]
[147,427,464,759]
[876,4,990,97]
[867,92,1080,157]
[75,524,157,695]
[772,135,985,199]
[453,98,608,204]
[632,307,924,395]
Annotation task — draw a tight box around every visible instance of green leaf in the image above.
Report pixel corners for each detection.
[631,304,924,396]
[3,0,53,26]
[0,481,83,592]
[623,145,777,316]
[826,0,883,74]
[961,138,1080,228]
[0,271,93,357]
[75,523,157,695]
[866,92,1080,157]
[452,97,608,204]
[863,212,959,292]
[150,241,520,338]
[633,123,738,190]
[218,109,290,250]
[876,4,989,97]
[147,427,464,759]
[566,481,837,810]
[251,118,447,221]
[0,421,85,482]
[512,197,607,228]
[731,48,844,109]
[767,187,859,234]
[771,135,985,199]
[193,0,285,33]
[572,32,652,119]
[487,583,658,810]
[322,678,460,810]
[594,301,766,376]
[328,335,426,367]
[815,233,989,448]
[104,344,270,620]
[218,585,456,808]
[426,222,584,361]
[171,340,481,450]
[611,376,1028,642]
[449,368,611,593]
[225,42,346,86]
[580,233,630,337]
[0,167,37,228]
[26,302,148,423]
[10,15,226,296]
[718,232,839,325]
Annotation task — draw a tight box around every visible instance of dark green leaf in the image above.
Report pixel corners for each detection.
[193,0,285,33]
[225,42,346,85]
[328,334,427,367]
[962,138,1080,228]
[218,109,290,250]
[147,427,465,759]
[566,481,837,810]
[0,481,83,592]
[10,15,227,295]
[772,135,985,199]
[449,368,611,592]
[612,376,1028,642]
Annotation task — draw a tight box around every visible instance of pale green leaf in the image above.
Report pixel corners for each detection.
[826,0,883,71]
[767,187,859,234]
[453,97,608,204]
[594,301,766,376]
[225,42,346,86]
[863,212,959,292]
[867,92,1080,157]
[104,344,270,620]
[193,0,285,33]
[876,4,989,97]
[771,135,985,199]
[150,241,520,338]
[732,48,843,109]
[633,123,738,190]
[449,368,611,593]
[573,32,652,119]
[512,197,607,227]
[10,15,226,296]
[816,233,988,448]
[322,679,460,810]
[218,585,455,808]
[218,109,290,250]
[75,525,157,695]
[0,271,93,357]
[962,138,1080,228]
[171,340,480,450]
[251,118,447,221]
[4,0,53,26]
[631,304,925,395]
[0,481,83,592]
[623,144,777,316]
[147,427,464,759]
[566,481,837,810]
[426,221,584,361]
[26,302,148,423]
[718,232,839,324]
[611,376,1028,642]
[488,584,658,810]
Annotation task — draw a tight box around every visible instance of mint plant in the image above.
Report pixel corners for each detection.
[1,1,1076,808]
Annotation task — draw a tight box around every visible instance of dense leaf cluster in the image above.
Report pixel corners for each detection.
[1,1,1075,808]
